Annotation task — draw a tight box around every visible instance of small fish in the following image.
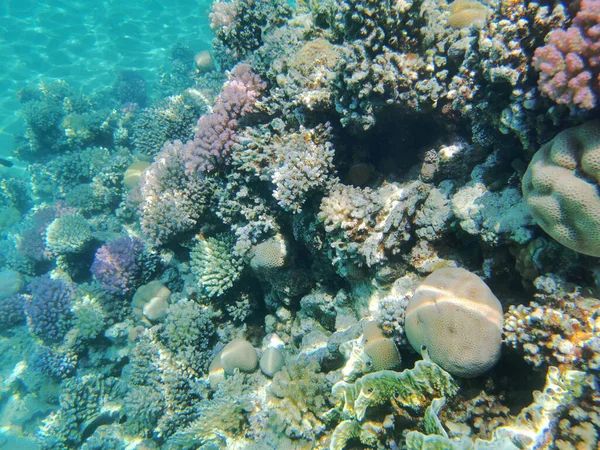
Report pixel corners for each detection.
[0,158,13,168]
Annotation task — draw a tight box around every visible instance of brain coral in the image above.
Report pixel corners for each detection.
[522,120,600,257]
[250,234,289,272]
[220,338,258,375]
[362,321,401,371]
[404,268,503,378]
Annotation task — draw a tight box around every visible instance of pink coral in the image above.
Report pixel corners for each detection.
[533,0,600,110]
[182,63,266,175]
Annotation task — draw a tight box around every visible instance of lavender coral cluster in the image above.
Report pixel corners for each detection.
[24,275,73,343]
[182,63,266,174]
[91,236,156,297]
[534,0,600,110]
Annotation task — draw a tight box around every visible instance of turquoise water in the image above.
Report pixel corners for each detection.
[0,0,212,155]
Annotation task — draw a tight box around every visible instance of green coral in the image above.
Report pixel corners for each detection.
[329,356,458,450]
[190,233,244,299]
[159,298,216,373]
[163,372,252,449]
[404,367,589,450]
[263,360,333,442]
[71,295,106,341]
[332,359,458,421]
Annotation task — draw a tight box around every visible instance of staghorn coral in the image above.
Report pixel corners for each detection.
[189,233,245,299]
[504,275,600,371]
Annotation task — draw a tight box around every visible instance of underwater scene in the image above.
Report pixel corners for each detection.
[1,0,600,448]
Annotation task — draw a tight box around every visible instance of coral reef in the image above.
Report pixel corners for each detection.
[4,0,600,448]
[91,236,157,297]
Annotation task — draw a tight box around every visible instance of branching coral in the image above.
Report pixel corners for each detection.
[318,180,429,270]
[24,275,73,344]
[533,0,600,110]
[132,94,200,158]
[189,233,244,299]
[210,0,292,69]
[91,236,157,297]
[182,63,266,175]
[504,275,600,371]
[137,139,210,246]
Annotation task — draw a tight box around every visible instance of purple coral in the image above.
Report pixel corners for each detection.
[24,275,73,343]
[0,294,26,328]
[18,204,76,261]
[91,236,155,296]
[182,63,266,174]
[533,0,600,110]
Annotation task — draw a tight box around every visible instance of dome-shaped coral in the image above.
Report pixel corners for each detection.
[522,120,600,257]
[250,234,289,272]
[220,338,258,375]
[362,321,401,371]
[131,280,171,325]
[404,268,503,378]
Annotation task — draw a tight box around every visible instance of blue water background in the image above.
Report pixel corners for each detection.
[0,0,214,156]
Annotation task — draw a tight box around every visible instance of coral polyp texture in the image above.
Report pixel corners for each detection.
[4,0,600,448]
[405,268,504,378]
[522,120,600,257]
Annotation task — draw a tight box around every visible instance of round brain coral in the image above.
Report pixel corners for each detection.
[220,338,258,375]
[404,268,503,378]
[363,321,401,371]
[522,120,600,257]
